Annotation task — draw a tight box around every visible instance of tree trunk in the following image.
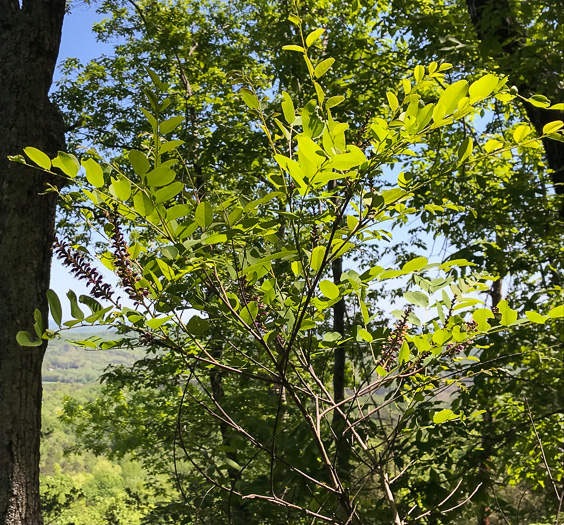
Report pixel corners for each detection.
[331,257,350,482]
[0,2,66,523]
[465,0,564,215]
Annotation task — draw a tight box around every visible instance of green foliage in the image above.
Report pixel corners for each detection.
[20,11,564,519]
[12,0,561,522]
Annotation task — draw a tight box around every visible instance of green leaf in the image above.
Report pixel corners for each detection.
[548,305,564,318]
[146,166,176,187]
[145,67,167,90]
[33,309,44,338]
[402,257,428,273]
[147,315,174,329]
[473,308,494,331]
[360,301,370,324]
[160,140,185,155]
[111,176,132,201]
[358,328,373,343]
[204,233,228,244]
[141,108,158,132]
[413,65,425,83]
[155,181,183,203]
[484,139,504,153]
[281,91,296,125]
[525,311,548,324]
[129,150,151,176]
[398,340,410,364]
[319,280,339,300]
[386,92,399,112]
[160,115,183,134]
[528,94,550,108]
[133,191,155,217]
[326,96,345,108]
[288,14,301,25]
[468,74,499,101]
[433,409,457,424]
[513,124,531,142]
[438,80,468,116]
[282,45,305,52]
[432,328,451,345]
[457,137,473,162]
[52,152,79,178]
[157,259,175,280]
[82,158,105,188]
[382,188,406,204]
[547,133,564,143]
[186,315,210,335]
[314,58,335,79]
[291,261,302,276]
[543,120,564,134]
[346,215,359,232]
[24,147,51,170]
[306,28,324,47]
[47,289,63,326]
[498,299,518,326]
[16,331,42,347]
[329,146,366,170]
[324,332,342,342]
[310,246,326,272]
[433,103,447,125]
[412,335,431,353]
[239,88,259,110]
[195,201,213,229]
[440,258,475,270]
[79,295,103,313]
[223,458,242,471]
[404,291,429,308]
[67,290,84,320]
[301,100,324,139]
[274,154,307,194]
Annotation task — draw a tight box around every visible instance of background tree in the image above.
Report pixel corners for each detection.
[0,1,66,523]
[40,0,563,522]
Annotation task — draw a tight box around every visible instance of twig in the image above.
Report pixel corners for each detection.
[524,397,561,502]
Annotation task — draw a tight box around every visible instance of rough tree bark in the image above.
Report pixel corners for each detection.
[465,0,564,215]
[0,1,66,523]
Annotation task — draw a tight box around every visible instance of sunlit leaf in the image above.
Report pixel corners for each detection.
[82,158,105,188]
[24,147,51,170]
[319,280,339,300]
[47,289,63,327]
[433,409,457,424]
[306,28,324,47]
[310,246,326,272]
[52,152,79,178]
[239,88,259,110]
[402,257,428,273]
[549,305,564,318]
[281,91,296,125]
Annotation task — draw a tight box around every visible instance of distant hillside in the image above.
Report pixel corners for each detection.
[43,332,146,384]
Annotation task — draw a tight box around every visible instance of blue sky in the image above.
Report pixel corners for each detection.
[50,4,121,319]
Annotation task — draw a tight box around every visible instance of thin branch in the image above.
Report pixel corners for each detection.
[524,397,561,502]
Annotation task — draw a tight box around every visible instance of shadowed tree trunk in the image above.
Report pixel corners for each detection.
[0,1,66,523]
[331,257,351,482]
[465,0,564,215]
